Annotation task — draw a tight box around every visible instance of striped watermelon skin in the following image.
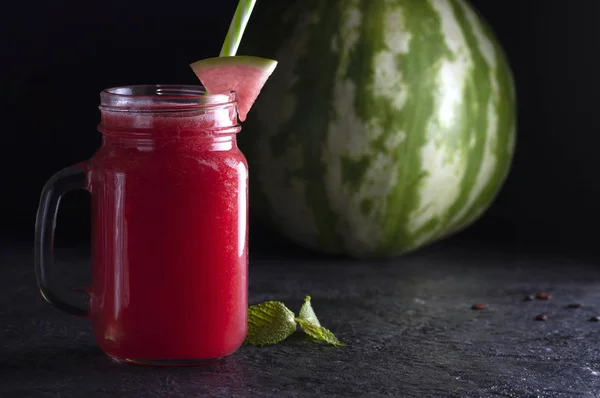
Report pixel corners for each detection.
[239,0,516,258]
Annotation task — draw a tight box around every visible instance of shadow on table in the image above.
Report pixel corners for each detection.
[0,343,253,389]
[0,344,251,380]
[0,344,108,376]
[249,218,600,265]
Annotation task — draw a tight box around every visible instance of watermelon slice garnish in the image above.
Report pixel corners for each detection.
[190,56,277,122]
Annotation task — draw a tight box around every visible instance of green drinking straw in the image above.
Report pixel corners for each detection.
[220,0,257,57]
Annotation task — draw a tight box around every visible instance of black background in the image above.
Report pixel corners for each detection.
[2,0,598,253]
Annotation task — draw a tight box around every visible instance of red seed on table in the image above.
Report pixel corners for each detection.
[535,292,551,300]
[535,313,547,321]
[471,304,487,310]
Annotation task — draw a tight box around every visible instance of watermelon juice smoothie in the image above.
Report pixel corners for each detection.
[93,85,249,362]
[35,85,248,364]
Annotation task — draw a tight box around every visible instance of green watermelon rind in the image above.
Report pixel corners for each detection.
[239,0,517,259]
[189,55,278,74]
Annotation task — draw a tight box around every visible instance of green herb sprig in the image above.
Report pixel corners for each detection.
[245,296,345,347]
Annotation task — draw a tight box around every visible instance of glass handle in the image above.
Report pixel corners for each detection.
[34,163,89,317]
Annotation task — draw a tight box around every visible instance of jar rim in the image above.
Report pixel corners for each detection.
[99,84,236,113]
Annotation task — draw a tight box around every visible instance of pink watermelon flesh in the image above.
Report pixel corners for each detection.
[190,56,277,122]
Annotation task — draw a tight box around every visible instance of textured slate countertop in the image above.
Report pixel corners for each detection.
[2,237,600,397]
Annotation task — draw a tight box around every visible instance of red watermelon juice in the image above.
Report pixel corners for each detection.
[34,56,277,366]
[90,85,248,363]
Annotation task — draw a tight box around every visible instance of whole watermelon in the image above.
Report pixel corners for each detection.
[239,0,517,258]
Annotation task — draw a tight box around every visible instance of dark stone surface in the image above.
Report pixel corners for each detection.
[2,238,600,397]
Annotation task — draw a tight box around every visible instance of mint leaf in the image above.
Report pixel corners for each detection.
[245,301,297,346]
[295,296,344,347]
[296,318,345,347]
[244,296,345,347]
[298,295,321,327]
